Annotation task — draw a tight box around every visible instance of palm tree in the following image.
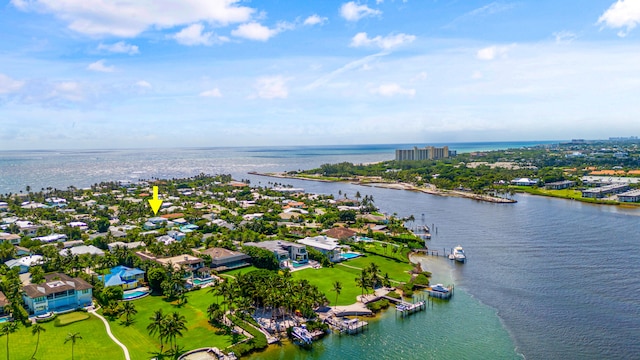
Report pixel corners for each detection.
[163,312,187,353]
[1,322,18,360]
[207,303,223,324]
[31,323,46,359]
[64,332,83,360]
[147,309,167,352]
[120,301,138,325]
[332,281,342,309]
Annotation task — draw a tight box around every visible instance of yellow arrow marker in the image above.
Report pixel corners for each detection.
[148,186,163,215]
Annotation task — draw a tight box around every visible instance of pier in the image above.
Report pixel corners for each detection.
[324,316,369,334]
[383,295,427,317]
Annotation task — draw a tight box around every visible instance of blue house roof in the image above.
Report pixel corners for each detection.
[101,266,145,287]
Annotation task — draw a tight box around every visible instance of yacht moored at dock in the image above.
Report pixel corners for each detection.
[453,245,466,263]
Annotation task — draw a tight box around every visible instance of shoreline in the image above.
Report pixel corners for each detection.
[249,171,517,204]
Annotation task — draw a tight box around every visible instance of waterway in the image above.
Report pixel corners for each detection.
[1,142,638,359]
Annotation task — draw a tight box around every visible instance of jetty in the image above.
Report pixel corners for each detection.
[382,295,427,317]
[324,316,369,334]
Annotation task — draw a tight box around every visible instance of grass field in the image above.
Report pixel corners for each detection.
[292,253,414,306]
[0,314,124,360]
[103,289,237,360]
[220,265,259,277]
[55,311,90,326]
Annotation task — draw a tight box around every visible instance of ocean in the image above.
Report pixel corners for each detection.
[2,140,638,359]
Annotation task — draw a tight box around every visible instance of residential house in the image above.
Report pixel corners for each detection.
[143,217,168,230]
[4,255,44,274]
[167,230,186,241]
[510,178,539,186]
[298,235,342,262]
[107,241,145,251]
[245,240,308,267]
[59,245,105,257]
[544,180,576,190]
[34,233,68,243]
[135,252,204,275]
[0,291,9,317]
[22,273,93,315]
[0,232,21,245]
[323,227,358,241]
[100,265,146,290]
[617,189,640,203]
[195,247,251,271]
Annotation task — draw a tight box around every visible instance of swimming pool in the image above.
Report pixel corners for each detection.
[122,289,150,300]
[192,278,214,286]
[292,261,308,268]
[341,252,361,260]
[0,317,10,323]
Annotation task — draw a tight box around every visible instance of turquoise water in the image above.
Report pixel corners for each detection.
[250,286,520,360]
[193,278,214,285]
[122,290,149,300]
[340,252,361,260]
[292,261,308,268]
[3,141,638,358]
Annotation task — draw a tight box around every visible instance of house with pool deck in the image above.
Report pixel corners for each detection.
[244,240,308,268]
[298,235,342,262]
[22,273,93,315]
[194,247,251,271]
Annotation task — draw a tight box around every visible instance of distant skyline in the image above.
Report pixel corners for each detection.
[1,0,640,150]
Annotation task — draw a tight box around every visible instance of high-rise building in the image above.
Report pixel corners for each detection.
[395,146,452,161]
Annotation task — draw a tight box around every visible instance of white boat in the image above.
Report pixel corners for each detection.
[453,245,466,263]
[430,284,449,293]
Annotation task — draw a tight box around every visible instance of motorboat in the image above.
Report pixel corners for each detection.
[430,284,449,293]
[453,245,466,263]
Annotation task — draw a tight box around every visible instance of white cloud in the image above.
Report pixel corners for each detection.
[471,71,483,80]
[476,45,512,60]
[231,21,291,41]
[303,14,327,26]
[136,80,152,88]
[172,23,227,46]
[97,41,139,55]
[553,31,577,44]
[340,1,381,21]
[598,0,640,37]
[371,83,416,97]
[50,81,83,102]
[87,59,115,72]
[254,76,288,99]
[12,0,255,37]
[200,88,222,97]
[350,32,416,50]
[413,71,428,81]
[0,73,25,94]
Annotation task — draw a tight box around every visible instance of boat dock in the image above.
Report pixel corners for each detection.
[382,295,427,317]
[425,284,454,299]
[324,316,369,334]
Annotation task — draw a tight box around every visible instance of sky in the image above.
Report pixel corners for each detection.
[1,0,640,150]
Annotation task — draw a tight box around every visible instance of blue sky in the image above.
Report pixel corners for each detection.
[1,0,640,149]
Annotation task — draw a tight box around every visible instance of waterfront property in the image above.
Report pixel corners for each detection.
[99,265,146,290]
[617,189,640,202]
[22,273,93,315]
[195,247,251,271]
[298,236,342,262]
[581,183,630,198]
[544,180,576,190]
[395,145,453,161]
[245,240,309,267]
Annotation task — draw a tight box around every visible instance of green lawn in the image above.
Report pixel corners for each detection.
[292,266,365,306]
[345,254,414,283]
[361,242,411,262]
[220,265,259,277]
[103,289,238,360]
[0,314,124,360]
[292,253,414,306]
[55,311,90,326]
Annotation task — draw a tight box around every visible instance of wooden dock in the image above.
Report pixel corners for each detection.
[324,316,368,335]
[383,296,427,317]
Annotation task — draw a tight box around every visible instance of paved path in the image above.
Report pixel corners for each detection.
[90,309,131,360]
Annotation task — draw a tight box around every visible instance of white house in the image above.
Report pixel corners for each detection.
[298,236,342,262]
